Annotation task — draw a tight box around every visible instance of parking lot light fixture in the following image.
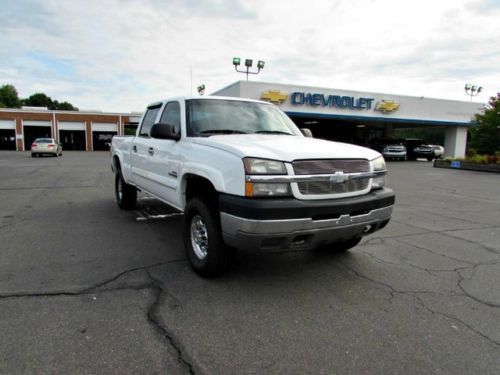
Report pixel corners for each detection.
[464,83,482,101]
[197,84,205,96]
[233,57,265,81]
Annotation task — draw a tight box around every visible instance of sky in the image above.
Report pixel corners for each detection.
[1,0,499,113]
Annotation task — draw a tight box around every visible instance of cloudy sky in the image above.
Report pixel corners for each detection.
[1,0,499,112]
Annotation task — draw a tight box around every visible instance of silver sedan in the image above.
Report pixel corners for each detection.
[31,138,63,157]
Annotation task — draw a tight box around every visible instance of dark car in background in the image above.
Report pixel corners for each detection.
[403,138,434,161]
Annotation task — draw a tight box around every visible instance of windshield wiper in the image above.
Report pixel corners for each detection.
[255,130,294,135]
[200,129,247,135]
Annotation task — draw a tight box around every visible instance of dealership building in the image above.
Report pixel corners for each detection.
[0,80,483,157]
[213,81,483,158]
[0,108,141,151]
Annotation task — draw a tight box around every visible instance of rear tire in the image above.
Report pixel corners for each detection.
[183,198,231,277]
[115,169,137,210]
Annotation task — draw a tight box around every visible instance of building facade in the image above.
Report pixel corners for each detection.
[213,81,484,158]
[0,108,141,151]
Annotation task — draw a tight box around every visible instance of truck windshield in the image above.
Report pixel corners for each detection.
[186,99,302,137]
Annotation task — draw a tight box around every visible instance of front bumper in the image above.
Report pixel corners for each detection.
[219,188,394,251]
[383,151,406,158]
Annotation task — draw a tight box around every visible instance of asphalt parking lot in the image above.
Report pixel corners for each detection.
[0,151,499,374]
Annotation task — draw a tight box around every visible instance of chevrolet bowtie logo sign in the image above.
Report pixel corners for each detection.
[260,90,288,105]
[375,100,400,113]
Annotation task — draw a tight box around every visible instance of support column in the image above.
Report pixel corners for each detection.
[85,121,92,151]
[15,117,23,151]
[444,126,468,158]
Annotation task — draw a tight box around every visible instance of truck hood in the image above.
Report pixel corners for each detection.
[191,135,381,162]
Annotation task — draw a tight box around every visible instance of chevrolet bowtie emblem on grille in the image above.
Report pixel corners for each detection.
[375,100,400,113]
[260,90,288,105]
[329,171,349,184]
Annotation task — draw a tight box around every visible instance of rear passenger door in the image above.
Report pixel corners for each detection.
[130,104,162,193]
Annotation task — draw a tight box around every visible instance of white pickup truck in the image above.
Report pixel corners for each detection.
[111,96,394,276]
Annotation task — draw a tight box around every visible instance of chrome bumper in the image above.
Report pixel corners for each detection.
[220,205,393,251]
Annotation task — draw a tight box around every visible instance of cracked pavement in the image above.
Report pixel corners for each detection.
[0,152,499,374]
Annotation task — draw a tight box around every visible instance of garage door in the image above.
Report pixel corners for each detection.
[92,123,117,132]
[0,120,16,130]
[23,121,52,150]
[0,120,16,150]
[59,122,86,151]
[92,123,117,151]
[59,121,85,131]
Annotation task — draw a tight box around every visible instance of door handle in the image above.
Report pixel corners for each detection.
[133,145,137,152]
[148,147,154,156]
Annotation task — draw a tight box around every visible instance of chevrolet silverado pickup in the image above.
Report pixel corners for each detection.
[111,96,395,277]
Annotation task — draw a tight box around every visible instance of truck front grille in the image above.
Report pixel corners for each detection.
[292,159,370,196]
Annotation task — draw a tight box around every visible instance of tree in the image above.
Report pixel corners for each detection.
[470,93,500,154]
[22,93,78,111]
[54,101,77,111]
[22,93,54,108]
[0,84,21,108]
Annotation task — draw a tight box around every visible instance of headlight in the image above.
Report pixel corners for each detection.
[243,158,287,175]
[243,158,290,197]
[371,156,386,190]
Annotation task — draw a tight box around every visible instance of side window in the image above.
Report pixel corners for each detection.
[139,105,161,137]
[159,102,181,136]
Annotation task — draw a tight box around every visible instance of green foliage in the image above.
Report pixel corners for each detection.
[0,84,21,108]
[394,127,445,145]
[0,84,78,110]
[22,92,53,108]
[470,93,500,154]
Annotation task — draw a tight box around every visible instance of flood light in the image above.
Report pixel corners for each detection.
[233,57,241,66]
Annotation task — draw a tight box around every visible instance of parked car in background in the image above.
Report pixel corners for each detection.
[31,138,63,157]
[369,139,407,161]
[403,138,434,161]
[381,141,407,161]
[430,145,444,158]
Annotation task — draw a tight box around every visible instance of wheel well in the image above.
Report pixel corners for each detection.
[113,156,121,171]
[184,174,218,205]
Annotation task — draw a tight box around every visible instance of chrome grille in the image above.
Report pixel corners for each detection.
[292,159,370,175]
[292,159,370,196]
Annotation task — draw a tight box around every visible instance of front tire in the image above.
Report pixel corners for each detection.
[183,198,231,277]
[115,169,137,210]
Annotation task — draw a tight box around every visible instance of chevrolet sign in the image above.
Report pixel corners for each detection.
[260,90,288,104]
[375,100,400,113]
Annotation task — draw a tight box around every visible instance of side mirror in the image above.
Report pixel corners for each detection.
[150,122,180,141]
[300,128,313,138]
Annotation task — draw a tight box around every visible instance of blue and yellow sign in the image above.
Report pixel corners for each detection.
[260,90,288,104]
[375,100,400,113]
[290,92,375,110]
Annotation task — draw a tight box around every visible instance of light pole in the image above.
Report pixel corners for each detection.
[197,84,205,96]
[464,84,482,101]
[233,57,265,81]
